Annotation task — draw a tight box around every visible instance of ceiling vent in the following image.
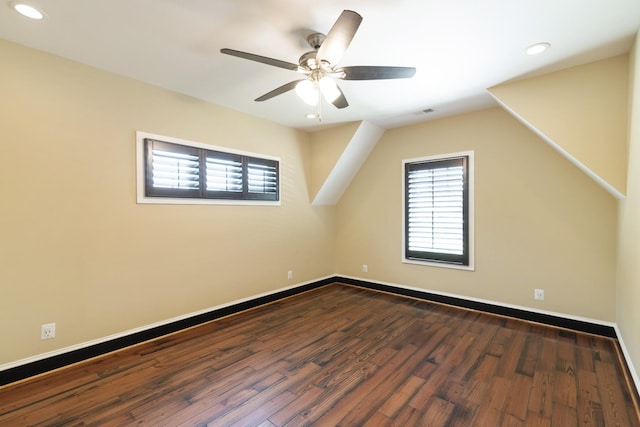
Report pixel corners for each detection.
[414,108,435,116]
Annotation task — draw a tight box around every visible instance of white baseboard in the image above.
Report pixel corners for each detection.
[614,324,640,398]
[339,274,617,327]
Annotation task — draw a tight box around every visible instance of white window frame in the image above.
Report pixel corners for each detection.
[136,131,280,206]
[402,151,474,271]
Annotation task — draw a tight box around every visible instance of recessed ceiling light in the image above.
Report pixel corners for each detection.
[305,113,317,119]
[526,42,550,55]
[9,2,44,20]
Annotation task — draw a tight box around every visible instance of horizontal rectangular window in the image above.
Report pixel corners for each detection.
[404,152,474,269]
[137,132,279,205]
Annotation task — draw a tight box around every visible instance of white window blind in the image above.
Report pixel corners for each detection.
[248,161,278,195]
[144,138,279,201]
[151,149,200,190]
[206,155,243,193]
[405,156,469,265]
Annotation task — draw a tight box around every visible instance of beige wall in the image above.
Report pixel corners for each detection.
[309,122,360,200]
[617,33,640,385]
[489,55,629,197]
[335,108,618,321]
[0,39,335,365]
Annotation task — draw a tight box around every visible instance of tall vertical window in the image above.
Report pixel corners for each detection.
[137,132,279,204]
[404,152,473,268]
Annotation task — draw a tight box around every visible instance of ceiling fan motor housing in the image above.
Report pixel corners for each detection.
[299,51,319,69]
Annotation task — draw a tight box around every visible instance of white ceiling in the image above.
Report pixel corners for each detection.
[1,0,639,131]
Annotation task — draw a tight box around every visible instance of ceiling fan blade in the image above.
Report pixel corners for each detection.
[255,80,305,102]
[316,10,362,65]
[221,48,299,72]
[331,85,349,109]
[337,66,417,80]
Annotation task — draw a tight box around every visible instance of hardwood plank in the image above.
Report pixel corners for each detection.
[363,411,393,427]
[389,405,424,426]
[524,410,551,427]
[190,362,322,426]
[471,376,511,426]
[516,334,543,377]
[504,373,533,421]
[553,371,578,408]
[551,402,578,427]
[228,390,298,426]
[576,368,605,426]
[446,400,479,427]
[378,375,424,418]
[313,344,420,426]
[495,332,527,378]
[281,362,379,425]
[419,396,455,427]
[576,334,597,372]
[595,359,634,426]
[486,327,514,358]
[452,320,499,381]
[501,413,525,427]
[266,385,323,425]
[407,327,474,409]
[461,354,499,405]
[527,337,557,418]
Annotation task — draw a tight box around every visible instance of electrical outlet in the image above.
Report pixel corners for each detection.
[41,323,56,340]
[362,264,368,273]
[287,270,293,280]
[534,289,545,301]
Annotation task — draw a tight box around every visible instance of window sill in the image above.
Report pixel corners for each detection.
[136,196,280,206]
[402,258,475,271]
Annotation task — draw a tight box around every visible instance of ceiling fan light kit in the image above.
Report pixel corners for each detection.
[318,76,340,102]
[295,75,341,106]
[221,9,416,118]
[295,79,319,106]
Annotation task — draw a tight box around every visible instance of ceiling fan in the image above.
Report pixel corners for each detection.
[220,10,416,113]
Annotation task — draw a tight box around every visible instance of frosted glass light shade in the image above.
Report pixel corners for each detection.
[319,76,340,103]
[295,79,318,106]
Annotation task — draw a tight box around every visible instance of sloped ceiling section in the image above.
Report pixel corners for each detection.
[309,122,361,201]
[489,55,629,199]
[310,121,384,205]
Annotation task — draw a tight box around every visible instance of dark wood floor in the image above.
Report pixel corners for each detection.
[0,283,638,426]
